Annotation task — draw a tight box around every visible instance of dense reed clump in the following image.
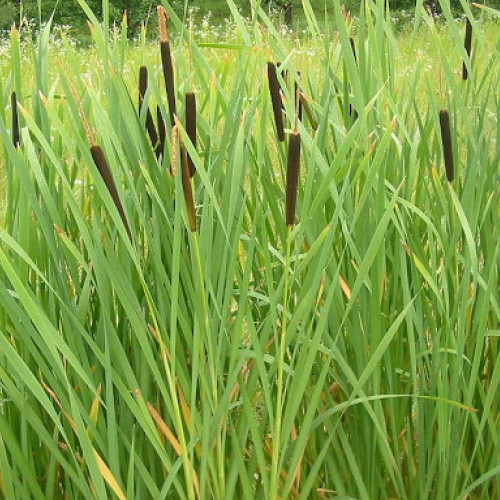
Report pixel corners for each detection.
[462,18,473,80]
[0,1,499,499]
[439,108,455,182]
[267,61,285,142]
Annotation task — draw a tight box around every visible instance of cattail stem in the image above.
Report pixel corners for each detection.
[138,66,159,150]
[11,91,20,148]
[181,144,197,231]
[462,18,473,80]
[185,92,197,177]
[90,145,132,240]
[267,62,285,142]
[286,131,301,226]
[439,109,454,183]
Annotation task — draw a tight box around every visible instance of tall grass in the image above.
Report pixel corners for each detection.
[0,0,499,498]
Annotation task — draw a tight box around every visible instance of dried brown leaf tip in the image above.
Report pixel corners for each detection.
[267,62,285,142]
[11,91,20,148]
[286,131,301,226]
[439,109,454,183]
[185,92,197,177]
[462,18,473,80]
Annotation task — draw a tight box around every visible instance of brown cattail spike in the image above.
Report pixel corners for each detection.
[11,91,20,148]
[462,19,473,80]
[185,92,197,177]
[160,40,177,127]
[439,109,454,183]
[180,144,197,231]
[267,62,285,142]
[138,66,159,150]
[286,131,301,226]
[90,145,132,240]
[157,105,166,159]
[299,94,318,130]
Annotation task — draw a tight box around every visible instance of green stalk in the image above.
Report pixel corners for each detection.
[270,225,292,498]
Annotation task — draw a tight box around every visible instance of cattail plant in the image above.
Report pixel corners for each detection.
[158,5,177,127]
[180,143,197,231]
[439,109,455,182]
[138,66,159,152]
[462,18,473,80]
[267,62,285,142]
[285,130,301,226]
[11,91,20,148]
[185,92,197,177]
[72,84,132,240]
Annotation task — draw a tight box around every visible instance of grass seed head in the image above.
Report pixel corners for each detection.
[439,109,455,183]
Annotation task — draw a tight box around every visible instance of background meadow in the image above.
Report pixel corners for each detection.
[0,0,499,498]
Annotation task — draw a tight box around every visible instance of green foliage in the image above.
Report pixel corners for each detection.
[0,0,499,498]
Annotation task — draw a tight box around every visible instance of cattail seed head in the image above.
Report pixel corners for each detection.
[157,5,168,42]
[180,144,197,232]
[439,109,454,183]
[286,131,301,226]
[299,94,318,130]
[185,92,197,177]
[11,91,20,148]
[170,124,178,177]
[462,19,473,80]
[138,66,159,150]
[138,65,148,107]
[267,62,285,142]
[160,40,177,127]
[90,145,132,240]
